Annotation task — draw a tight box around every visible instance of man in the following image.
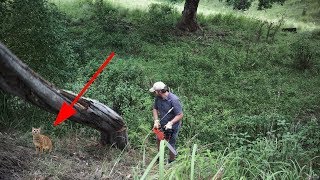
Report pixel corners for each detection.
[149,81,183,163]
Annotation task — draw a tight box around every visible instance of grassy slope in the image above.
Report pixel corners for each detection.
[107,0,320,30]
[200,0,320,30]
[51,0,320,30]
[3,0,320,178]
[50,0,320,39]
[40,0,320,155]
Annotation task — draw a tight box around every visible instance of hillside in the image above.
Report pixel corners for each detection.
[101,0,320,30]
[1,0,320,179]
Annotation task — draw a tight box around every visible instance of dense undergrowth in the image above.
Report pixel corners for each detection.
[1,0,320,178]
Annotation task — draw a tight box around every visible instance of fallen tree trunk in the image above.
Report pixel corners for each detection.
[0,42,128,149]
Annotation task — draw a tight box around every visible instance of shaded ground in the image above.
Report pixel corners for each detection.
[0,132,34,180]
[0,130,145,180]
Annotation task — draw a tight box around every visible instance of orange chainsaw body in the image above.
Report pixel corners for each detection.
[153,128,165,140]
[152,128,177,155]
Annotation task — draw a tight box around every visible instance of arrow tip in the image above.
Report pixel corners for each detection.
[54,102,76,126]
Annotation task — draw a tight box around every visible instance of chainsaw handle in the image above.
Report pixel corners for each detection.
[153,127,174,140]
[152,127,165,140]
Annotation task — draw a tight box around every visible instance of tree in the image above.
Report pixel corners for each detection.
[177,0,200,32]
[0,42,128,149]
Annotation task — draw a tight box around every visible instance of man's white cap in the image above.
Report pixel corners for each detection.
[149,81,166,92]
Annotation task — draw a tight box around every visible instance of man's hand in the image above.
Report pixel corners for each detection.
[164,121,173,130]
[153,119,160,129]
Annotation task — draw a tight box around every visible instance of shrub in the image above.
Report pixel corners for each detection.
[141,3,178,43]
[290,35,316,71]
[258,0,286,10]
[227,0,252,10]
[1,0,75,86]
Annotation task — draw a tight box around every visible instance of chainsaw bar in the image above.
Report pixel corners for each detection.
[152,128,177,155]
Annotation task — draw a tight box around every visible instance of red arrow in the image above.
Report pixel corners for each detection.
[53,52,115,126]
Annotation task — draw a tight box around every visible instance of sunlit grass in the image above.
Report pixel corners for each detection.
[199,0,320,31]
[107,0,161,9]
[49,0,90,17]
[50,0,161,12]
[50,0,320,31]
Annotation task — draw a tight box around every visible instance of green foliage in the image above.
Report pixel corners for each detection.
[142,140,318,179]
[141,3,178,43]
[0,0,76,86]
[226,0,252,10]
[290,33,320,71]
[1,0,320,178]
[223,0,287,10]
[166,0,184,3]
[299,117,320,157]
[258,0,286,10]
[65,58,152,146]
[0,0,9,27]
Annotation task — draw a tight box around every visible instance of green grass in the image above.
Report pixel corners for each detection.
[50,0,320,30]
[68,0,320,31]
[139,139,319,179]
[200,0,320,31]
[1,0,320,178]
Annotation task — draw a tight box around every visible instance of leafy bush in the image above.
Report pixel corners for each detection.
[1,0,76,86]
[226,0,252,10]
[140,3,178,43]
[290,34,317,71]
[0,0,10,33]
[299,117,320,159]
[258,0,286,10]
[167,0,184,3]
[65,58,152,146]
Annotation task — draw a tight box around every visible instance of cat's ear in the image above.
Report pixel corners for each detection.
[32,127,34,130]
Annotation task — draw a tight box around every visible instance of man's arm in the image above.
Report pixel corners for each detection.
[165,98,183,129]
[152,108,159,121]
[171,97,183,124]
[153,108,161,129]
[170,112,183,124]
[164,112,183,130]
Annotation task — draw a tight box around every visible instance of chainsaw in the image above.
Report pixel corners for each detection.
[152,107,177,155]
[152,128,177,155]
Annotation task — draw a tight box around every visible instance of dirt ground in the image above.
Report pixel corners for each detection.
[0,130,146,180]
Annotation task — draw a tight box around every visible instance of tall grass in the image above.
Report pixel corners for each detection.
[140,148,160,179]
[140,140,318,179]
[190,144,197,180]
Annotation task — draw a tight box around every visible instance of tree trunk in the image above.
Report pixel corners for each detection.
[177,0,200,32]
[0,42,128,149]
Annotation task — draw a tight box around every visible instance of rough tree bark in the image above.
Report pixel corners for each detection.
[177,0,200,32]
[0,42,128,149]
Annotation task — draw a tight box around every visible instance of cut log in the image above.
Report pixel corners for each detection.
[0,42,128,149]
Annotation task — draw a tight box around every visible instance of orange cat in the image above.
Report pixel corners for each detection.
[32,127,53,154]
